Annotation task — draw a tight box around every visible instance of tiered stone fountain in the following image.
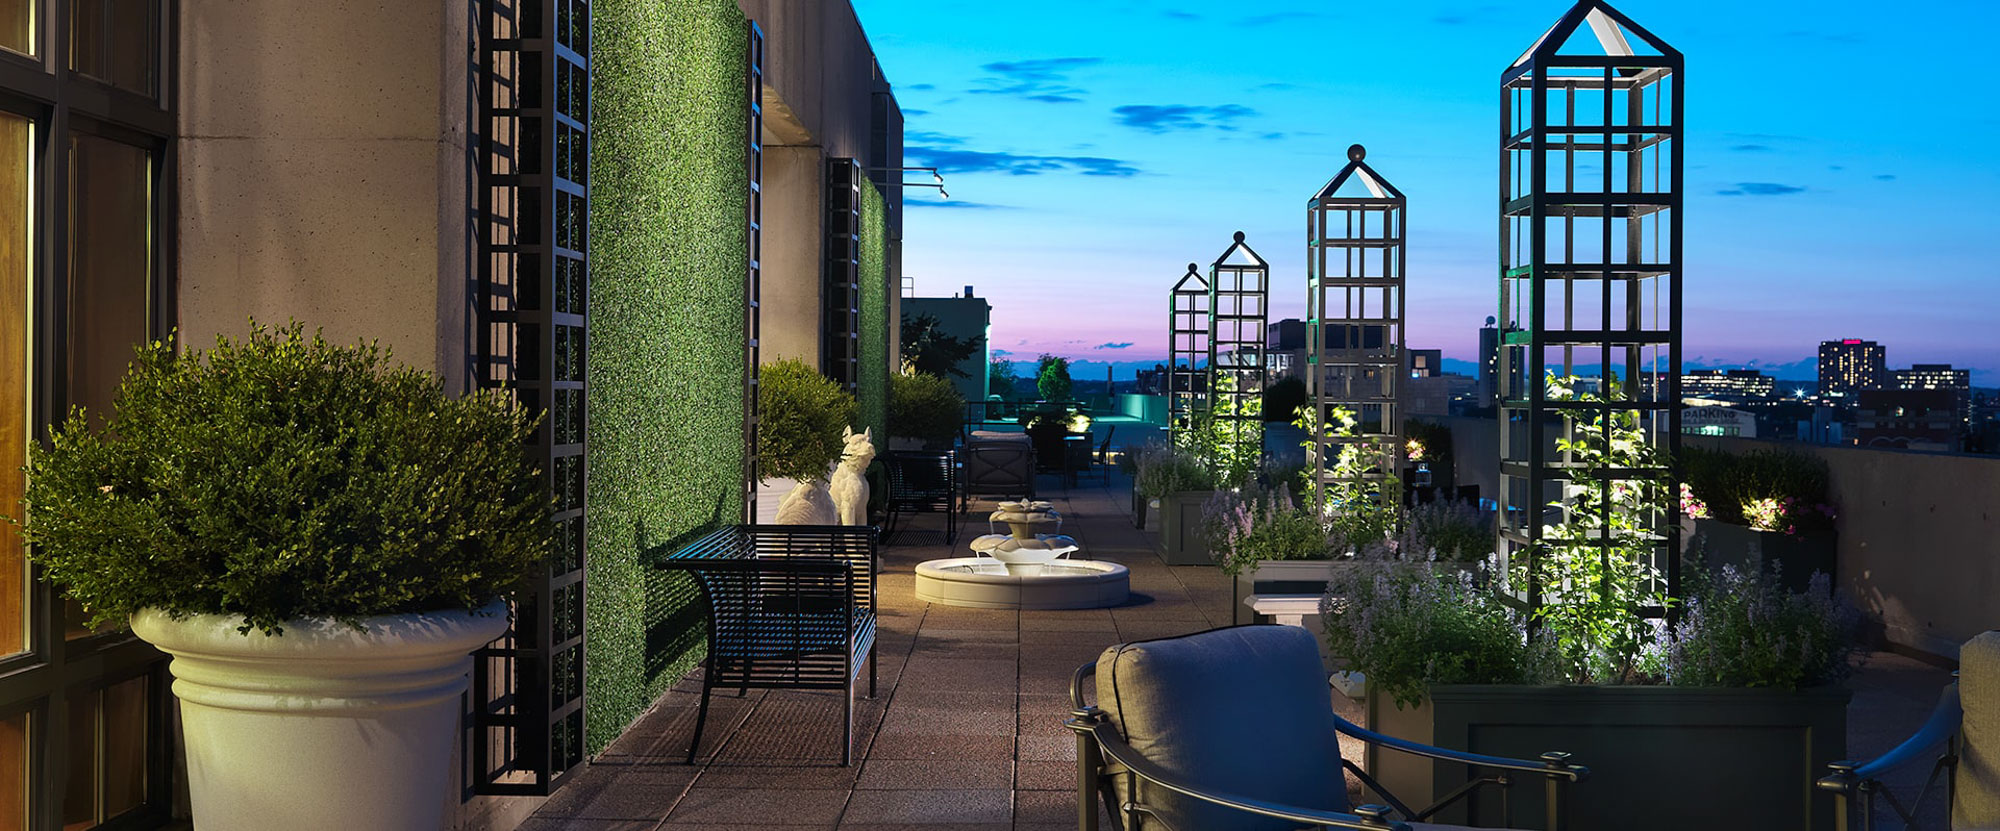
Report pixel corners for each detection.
[914,500,1129,610]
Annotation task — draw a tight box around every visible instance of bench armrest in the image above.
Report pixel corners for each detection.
[1332,713,1588,782]
[1821,682,1959,790]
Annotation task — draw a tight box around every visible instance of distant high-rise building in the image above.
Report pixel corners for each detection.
[1682,369,1776,401]
[1894,363,1972,425]
[1477,317,1499,407]
[1818,339,1887,398]
[1264,318,1307,381]
[1408,349,1442,378]
[1856,388,1960,451]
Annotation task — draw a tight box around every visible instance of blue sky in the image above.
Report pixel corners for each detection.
[852,0,2000,384]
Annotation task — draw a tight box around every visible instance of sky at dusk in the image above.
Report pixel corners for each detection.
[851,0,2000,385]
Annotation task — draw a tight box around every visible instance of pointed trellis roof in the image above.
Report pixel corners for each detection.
[1172,262,1208,292]
[1313,144,1403,202]
[1211,231,1267,270]
[1511,0,1680,68]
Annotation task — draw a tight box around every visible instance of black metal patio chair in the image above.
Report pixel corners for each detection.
[883,450,958,545]
[657,524,878,766]
[1818,629,1995,830]
[963,437,1035,507]
[1066,625,1587,830]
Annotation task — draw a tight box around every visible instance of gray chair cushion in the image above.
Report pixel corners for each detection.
[1958,631,2000,830]
[1095,625,1348,831]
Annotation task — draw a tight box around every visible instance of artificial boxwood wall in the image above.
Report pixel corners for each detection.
[587,0,749,753]
[858,180,889,443]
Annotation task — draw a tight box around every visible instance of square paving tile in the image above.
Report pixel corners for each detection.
[840,788,1011,824]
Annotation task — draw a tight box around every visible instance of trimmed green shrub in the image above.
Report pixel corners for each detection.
[589,0,749,753]
[1680,446,1835,536]
[762,359,857,481]
[17,324,547,635]
[889,371,963,448]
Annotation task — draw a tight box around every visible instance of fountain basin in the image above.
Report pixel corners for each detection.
[914,558,1129,610]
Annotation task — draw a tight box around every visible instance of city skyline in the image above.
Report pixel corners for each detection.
[857,0,2000,385]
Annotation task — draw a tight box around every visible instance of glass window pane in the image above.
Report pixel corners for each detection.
[102,676,145,818]
[0,710,24,831]
[0,111,28,660]
[0,0,30,55]
[70,0,157,96]
[66,132,151,429]
[61,688,93,830]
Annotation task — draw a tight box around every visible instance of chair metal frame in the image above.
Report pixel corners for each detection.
[1066,654,1587,831]
[883,450,959,545]
[963,439,1037,508]
[657,524,879,766]
[1818,679,1962,831]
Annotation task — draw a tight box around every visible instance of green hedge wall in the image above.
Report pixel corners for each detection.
[858,180,889,443]
[587,0,749,754]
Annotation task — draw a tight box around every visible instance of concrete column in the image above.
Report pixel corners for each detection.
[761,143,824,368]
[175,0,470,389]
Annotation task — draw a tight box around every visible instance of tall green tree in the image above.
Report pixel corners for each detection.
[988,357,1020,400]
[1036,354,1074,402]
[900,313,979,378]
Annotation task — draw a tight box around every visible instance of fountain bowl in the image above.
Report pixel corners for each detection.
[914,558,1129,610]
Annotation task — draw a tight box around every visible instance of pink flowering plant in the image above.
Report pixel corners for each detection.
[1681,446,1836,537]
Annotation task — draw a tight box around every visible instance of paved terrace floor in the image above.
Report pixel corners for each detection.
[523,472,1952,831]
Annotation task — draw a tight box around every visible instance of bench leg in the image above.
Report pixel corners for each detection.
[688,671,714,765]
[843,677,855,767]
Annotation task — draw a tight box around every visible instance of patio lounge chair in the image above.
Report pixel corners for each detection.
[657,524,878,766]
[1819,630,1997,830]
[1067,625,1588,830]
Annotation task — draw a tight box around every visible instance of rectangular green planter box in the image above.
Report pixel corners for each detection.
[1155,490,1214,565]
[1130,480,1149,530]
[1366,684,1849,831]
[1687,518,1836,591]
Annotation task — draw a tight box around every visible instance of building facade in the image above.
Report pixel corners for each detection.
[1894,363,1972,426]
[903,288,993,405]
[1818,338,1887,398]
[0,1,906,828]
[1681,369,1775,401]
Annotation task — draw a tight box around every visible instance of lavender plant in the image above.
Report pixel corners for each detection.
[1205,484,1331,575]
[1401,500,1493,566]
[1321,561,1555,709]
[1663,566,1860,688]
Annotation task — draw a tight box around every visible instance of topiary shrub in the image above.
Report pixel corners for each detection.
[759,359,856,482]
[17,323,549,635]
[889,371,963,448]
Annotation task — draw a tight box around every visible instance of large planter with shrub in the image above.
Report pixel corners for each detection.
[134,604,510,830]
[1366,683,1849,831]
[1686,518,1834,590]
[1156,490,1215,565]
[19,325,548,831]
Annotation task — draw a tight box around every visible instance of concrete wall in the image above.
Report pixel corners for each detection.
[1429,414,2000,660]
[176,0,470,390]
[759,145,823,367]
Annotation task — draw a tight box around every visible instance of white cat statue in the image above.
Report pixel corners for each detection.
[773,477,836,525]
[829,427,876,526]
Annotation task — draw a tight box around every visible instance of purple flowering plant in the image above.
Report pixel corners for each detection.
[1660,565,1860,688]
[1321,560,1557,709]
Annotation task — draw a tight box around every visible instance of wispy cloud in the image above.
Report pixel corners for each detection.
[1097,342,1134,350]
[900,108,930,117]
[1238,11,1322,26]
[903,83,936,92]
[1874,174,1897,181]
[970,57,1102,104]
[906,145,1140,178]
[1256,82,1298,91]
[1731,144,1774,153]
[1434,5,1504,26]
[1163,10,1199,20]
[1717,182,1807,197]
[905,197,1014,210]
[1113,103,1256,133]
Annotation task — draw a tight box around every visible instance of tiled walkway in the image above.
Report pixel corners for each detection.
[522,471,1953,830]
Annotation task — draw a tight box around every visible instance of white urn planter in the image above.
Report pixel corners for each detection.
[131,600,510,831]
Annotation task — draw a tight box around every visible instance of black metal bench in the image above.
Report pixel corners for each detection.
[657,524,878,765]
[883,450,959,545]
